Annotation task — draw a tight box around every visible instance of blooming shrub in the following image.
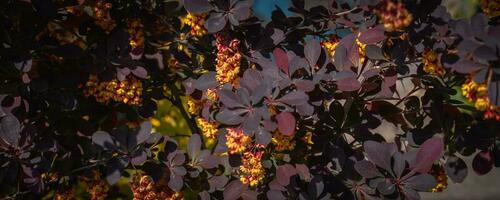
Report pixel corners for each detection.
[0,0,499,199]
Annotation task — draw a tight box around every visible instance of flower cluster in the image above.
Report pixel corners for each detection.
[187,97,202,115]
[355,34,367,64]
[81,171,109,200]
[180,13,207,37]
[225,128,251,154]
[129,174,181,200]
[215,35,241,85]
[321,36,339,62]
[239,150,265,187]
[480,0,500,18]
[272,131,296,152]
[376,1,413,32]
[54,188,76,200]
[92,1,115,33]
[430,165,447,193]
[422,49,444,76]
[84,75,143,106]
[462,78,499,120]
[127,19,145,49]
[196,117,218,139]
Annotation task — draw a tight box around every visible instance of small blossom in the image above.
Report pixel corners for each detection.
[92,1,116,33]
[196,117,218,139]
[430,165,447,193]
[480,0,500,18]
[239,150,265,187]
[215,35,241,85]
[81,171,109,200]
[180,13,208,37]
[130,173,181,200]
[422,49,445,76]
[127,19,145,49]
[84,75,143,106]
[271,131,296,152]
[376,1,413,32]
[226,128,251,154]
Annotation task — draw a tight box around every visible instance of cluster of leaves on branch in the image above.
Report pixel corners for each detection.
[0,0,499,199]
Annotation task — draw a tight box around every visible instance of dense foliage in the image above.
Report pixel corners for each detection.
[0,0,499,199]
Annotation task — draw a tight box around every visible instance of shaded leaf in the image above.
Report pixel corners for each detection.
[412,137,444,173]
[184,0,212,14]
[205,13,228,33]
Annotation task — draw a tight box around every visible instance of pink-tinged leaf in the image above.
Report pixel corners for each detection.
[472,150,493,175]
[412,137,444,173]
[205,12,228,33]
[294,80,315,92]
[136,121,151,144]
[336,77,361,91]
[364,141,397,171]
[295,164,312,181]
[132,66,148,79]
[447,59,485,74]
[276,164,297,186]
[273,48,289,75]
[276,112,296,136]
[22,73,31,84]
[208,175,229,192]
[359,26,385,44]
[117,67,130,81]
[223,180,247,200]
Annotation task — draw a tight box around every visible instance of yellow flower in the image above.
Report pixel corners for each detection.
[215,35,241,85]
[430,165,447,193]
[187,97,202,115]
[376,1,413,32]
[225,128,251,154]
[272,131,296,151]
[196,118,218,139]
[180,13,207,37]
[84,75,143,106]
[239,151,265,187]
[475,97,489,111]
[422,50,445,76]
[127,19,145,49]
[480,0,500,18]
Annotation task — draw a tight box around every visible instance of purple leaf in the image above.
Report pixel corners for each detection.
[404,174,437,191]
[230,0,253,21]
[358,26,385,44]
[194,72,218,90]
[273,48,289,75]
[205,12,228,33]
[92,131,114,150]
[255,128,271,145]
[447,59,485,74]
[278,91,308,106]
[183,0,212,14]
[295,164,312,181]
[488,80,499,106]
[117,67,130,81]
[216,108,245,125]
[364,141,397,171]
[219,90,244,108]
[267,190,286,200]
[137,121,151,144]
[0,114,21,147]
[224,180,247,200]
[336,76,361,91]
[168,174,184,191]
[276,112,296,136]
[271,29,285,45]
[188,134,201,160]
[208,175,229,192]
[474,45,497,61]
[412,137,444,173]
[131,150,147,166]
[304,39,321,67]
[131,66,148,79]
[354,160,379,178]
